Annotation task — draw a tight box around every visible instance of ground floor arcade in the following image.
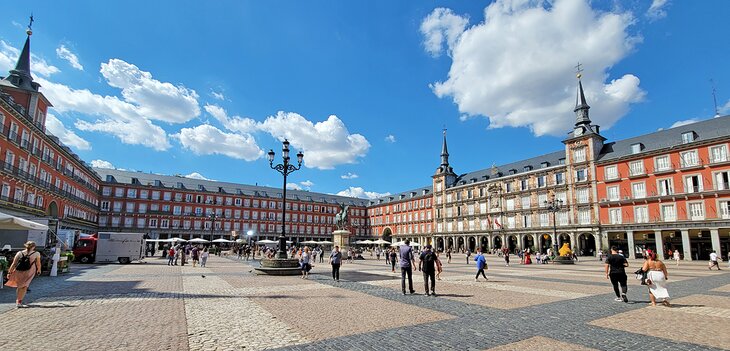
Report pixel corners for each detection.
[603,226,730,261]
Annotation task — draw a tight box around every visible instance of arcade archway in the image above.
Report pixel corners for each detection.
[480,236,489,251]
[578,233,596,256]
[493,236,502,249]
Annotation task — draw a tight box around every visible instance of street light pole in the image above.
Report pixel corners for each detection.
[544,195,563,255]
[209,213,217,242]
[268,139,304,260]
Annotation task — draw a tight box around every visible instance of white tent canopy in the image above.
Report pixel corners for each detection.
[354,240,374,244]
[166,237,187,243]
[300,240,319,244]
[0,212,48,231]
[372,239,391,244]
[257,240,277,244]
[189,238,209,243]
[318,240,333,245]
[212,238,233,243]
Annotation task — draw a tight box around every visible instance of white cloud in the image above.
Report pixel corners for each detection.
[211,90,225,100]
[385,134,396,143]
[56,45,83,70]
[341,172,359,179]
[184,172,212,180]
[90,159,115,169]
[45,113,91,151]
[336,187,390,200]
[425,0,646,136]
[647,0,669,21]
[258,112,370,170]
[174,124,263,161]
[286,183,302,190]
[0,40,59,77]
[300,180,314,188]
[719,100,730,115]
[204,104,257,133]
[100,59,200,124]
[670,118,700,129]
[420,7,469,57]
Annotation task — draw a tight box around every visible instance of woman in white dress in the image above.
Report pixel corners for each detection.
[642,251,670,307]
[673,250,680,266]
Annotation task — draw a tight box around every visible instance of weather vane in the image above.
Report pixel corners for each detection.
[575,62,583,79]
[26,14,34,36]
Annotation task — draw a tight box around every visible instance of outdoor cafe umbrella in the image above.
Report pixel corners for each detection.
[166,237,187,243]
[300,240,319,244]
[391,241,405,247]
[373,239,391,245]
[257,240,278,244]
[212,238,233,243]
[188,238,209,243]
[0,211,49,231]
[317,240,333,245]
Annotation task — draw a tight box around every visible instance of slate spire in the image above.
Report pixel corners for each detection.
[3,15,37,91]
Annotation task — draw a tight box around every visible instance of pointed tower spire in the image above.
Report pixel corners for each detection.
[573,63,591,127]
[3,15,37,92]
[440,128,450,167]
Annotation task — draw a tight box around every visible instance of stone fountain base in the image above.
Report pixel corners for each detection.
[553,256,575,264]
[253,258,302,275]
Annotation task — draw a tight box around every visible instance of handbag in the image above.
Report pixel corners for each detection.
[634,269,647,285]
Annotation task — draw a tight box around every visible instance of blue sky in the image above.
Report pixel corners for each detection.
[1,0,728,199]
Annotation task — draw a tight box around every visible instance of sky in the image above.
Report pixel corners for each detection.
[1,0,729,199]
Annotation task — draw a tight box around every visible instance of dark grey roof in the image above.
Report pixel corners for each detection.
[597,115,730,162]
[370,185,433,205]
[453,150,566,186]
[94,168,370,207]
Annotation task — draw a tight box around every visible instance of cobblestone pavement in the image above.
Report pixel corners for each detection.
[0,253,728,350]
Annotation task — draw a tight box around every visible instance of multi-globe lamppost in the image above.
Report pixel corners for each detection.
[267,139,303,259]
[544,195,563,255]
[209,213,217,242]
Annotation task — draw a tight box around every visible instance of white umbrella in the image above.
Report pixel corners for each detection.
[391,241,405,247]
[235,239,245,243]
[373,239,391,245]
[166,237,187,242]
[212,238,233,243]
[0,212,48,230]
[300,240,319,244]
[189,238,209,243]
[257,239,277,244]
[410,242,421,247]
[318,240,333,245]
[354,240,374,244]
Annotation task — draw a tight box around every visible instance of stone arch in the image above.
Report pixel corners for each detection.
[493,236,503,249]
[382,227,393,243]
[577,233,596,256]
[522,234,535,252]
[46,201,59,218]
[480,236,489,251]
[507,235,518,251]
[539,233,552,254]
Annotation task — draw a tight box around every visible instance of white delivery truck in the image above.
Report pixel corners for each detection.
[73,232,145,264]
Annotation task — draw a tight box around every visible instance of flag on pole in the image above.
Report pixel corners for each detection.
[494,217,502,229]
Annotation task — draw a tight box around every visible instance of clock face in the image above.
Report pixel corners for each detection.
[574,128,583,137]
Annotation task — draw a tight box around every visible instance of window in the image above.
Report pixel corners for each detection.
[658,178,673,196]
[630,143,642,154]
[163,192,172,201]
[506,198,515,211]
[127,189,137,198]
[115,188,124,197]
[521,179,529,191]
[538,193,548,207]
[537,175,546,188]
[152,191,160,200]
[680,150,699,168]
[578,209,591,224]
[710,145,728,163]
[629,160,644,176]
[654,155,671,172]
[720,201,730,219]
[634,206,649,223]
[575,169,587,182]
[681,131,695,144]
[685,175,702,193]
[661,204,676,221]
[539,213,549,226]
[558,211,569,225]
[555,172,564,185]
[125,202,134,213]
[101,201,110,211]
[523,215,532,228]
[688,202,704,220]
[577,188,589,204]
[573,147,586,163]
[102,187,112,196]
[138,203,147,213]
[607,186,620,201]
[631,182,646,199]
[715,171,730,190]
[605,165,618,180]
[521,196,530,209]
[505,183,513,193]
[609,208,622,224]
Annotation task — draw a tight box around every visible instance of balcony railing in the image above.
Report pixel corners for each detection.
[0,159,98,209]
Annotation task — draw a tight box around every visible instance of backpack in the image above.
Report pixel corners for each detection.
[16,252,33,271]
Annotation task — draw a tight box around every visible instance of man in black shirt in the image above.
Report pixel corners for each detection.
[419,245,437,296]
[604,246,629,302]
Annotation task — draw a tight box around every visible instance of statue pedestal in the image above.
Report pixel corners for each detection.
[332,229,351,259]
[254,258,302,275]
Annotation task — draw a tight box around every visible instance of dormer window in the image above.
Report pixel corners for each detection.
[682,131,696,144]
[508,169,517,175]
[558,158,566,165]
[540,162,549,168]
[523,165,532,172]
[631,143,643,154]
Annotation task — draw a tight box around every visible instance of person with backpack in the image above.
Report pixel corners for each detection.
[418,245,437,296]
[330,245,342,281]
[6,241,42,308]
[474,248,488,281]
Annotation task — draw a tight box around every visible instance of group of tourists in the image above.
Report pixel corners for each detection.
[166,243,209,268]
[603,246,671,306]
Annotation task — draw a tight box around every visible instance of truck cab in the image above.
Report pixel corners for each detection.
[73,236,97,263]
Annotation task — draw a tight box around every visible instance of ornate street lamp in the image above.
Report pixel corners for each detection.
[267,139,303,259]
[544,194,564,255]
[209,212,217,242]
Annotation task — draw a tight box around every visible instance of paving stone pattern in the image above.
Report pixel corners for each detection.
[0,254,728,351]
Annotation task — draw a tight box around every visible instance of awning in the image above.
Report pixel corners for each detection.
[0,212,49,231]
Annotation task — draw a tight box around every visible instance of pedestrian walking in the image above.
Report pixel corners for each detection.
[446,248,452,264]
[418,245,437,296]
[200,248,209,267]
[191,246,199,267]
[174,247,180,266]
[300,246,312,279]
[598,249,603,262]
[318,247,324,264]
[673,249,680,267]
[465,249,471,264]
[5,241,42,308]
[604,246,629,303]
[436,252,443,280]
[330,245,342,281]
[474,248,488,281]
[389,248,397,273]
[400,240,416,295]
[642,251,670,307]
[180,248,186,266]
[709,251,722,270]
[167,247,175,266]
[503,249,510,267]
